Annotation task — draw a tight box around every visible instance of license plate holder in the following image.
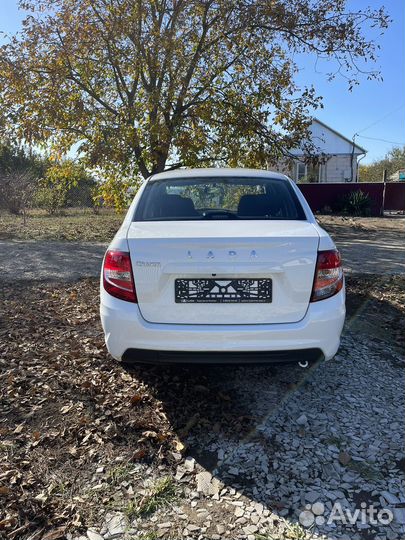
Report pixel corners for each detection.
[175,278,272,303]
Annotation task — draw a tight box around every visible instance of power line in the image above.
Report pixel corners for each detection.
[355,104,405,135]
[357,134,405,145]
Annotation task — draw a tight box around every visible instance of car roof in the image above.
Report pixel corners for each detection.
[148,168,289,182]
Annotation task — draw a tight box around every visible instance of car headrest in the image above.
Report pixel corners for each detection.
[237,194,281,217]
[157,194,197,218]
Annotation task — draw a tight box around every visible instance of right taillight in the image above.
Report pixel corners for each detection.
[310,249,343,302]
[103,250,137,303]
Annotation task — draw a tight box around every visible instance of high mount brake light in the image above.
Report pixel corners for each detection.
[103,250,137,303]
[311,249,344,302]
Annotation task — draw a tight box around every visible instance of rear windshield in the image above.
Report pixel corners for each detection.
[134,176,306,221]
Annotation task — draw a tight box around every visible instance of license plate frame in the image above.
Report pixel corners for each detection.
[174,278,272,303]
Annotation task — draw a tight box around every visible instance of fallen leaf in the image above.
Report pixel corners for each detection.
[41,526,67,540]
[130,394,142,405]
[34,492,48,503]
[174,440,186,452]
[142,430,158,439]
[60,404,72,415]
[132,448,147,461]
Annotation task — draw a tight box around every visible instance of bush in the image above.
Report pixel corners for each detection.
[33,185,67,215]
[34,160,98,214]
[0,170,37,215]
[340,190,372,216]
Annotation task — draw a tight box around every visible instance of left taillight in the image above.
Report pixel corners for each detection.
[310,249,344,302]
[103,250,137,303]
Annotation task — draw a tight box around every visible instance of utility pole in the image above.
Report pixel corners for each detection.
[382,169,387,216]
[350,133,358,183]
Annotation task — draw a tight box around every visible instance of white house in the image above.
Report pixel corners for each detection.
[277,118,367,183]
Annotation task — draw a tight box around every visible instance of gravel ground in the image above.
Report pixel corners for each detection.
[71,330,405,540]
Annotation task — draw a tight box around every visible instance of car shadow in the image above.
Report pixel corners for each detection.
[125,359,313,492]
[122,279,404,539]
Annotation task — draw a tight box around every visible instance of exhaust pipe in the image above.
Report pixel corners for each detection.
[298,360,309,368]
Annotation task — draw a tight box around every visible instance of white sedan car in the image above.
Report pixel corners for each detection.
[100,168,345,366]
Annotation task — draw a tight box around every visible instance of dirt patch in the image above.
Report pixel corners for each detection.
[317,214,405,233]
[0,240,106,282]
[318,215,405,275]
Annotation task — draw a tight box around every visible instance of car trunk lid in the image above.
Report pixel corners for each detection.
[127,220,319,324]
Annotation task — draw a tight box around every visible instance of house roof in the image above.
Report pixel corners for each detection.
[313,118,367,154]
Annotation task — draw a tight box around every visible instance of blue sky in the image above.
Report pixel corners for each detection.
[1,0,404,164]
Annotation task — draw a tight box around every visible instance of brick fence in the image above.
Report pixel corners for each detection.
[298,182,405,216]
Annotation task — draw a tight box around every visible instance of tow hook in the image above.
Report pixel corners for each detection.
[298,360,309,368]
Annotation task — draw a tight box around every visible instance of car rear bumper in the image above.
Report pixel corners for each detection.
[100,287,345,363]
[121,348,324,365]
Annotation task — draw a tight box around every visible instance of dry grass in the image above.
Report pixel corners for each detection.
[134,477,177,517]
[0,208,124,242]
